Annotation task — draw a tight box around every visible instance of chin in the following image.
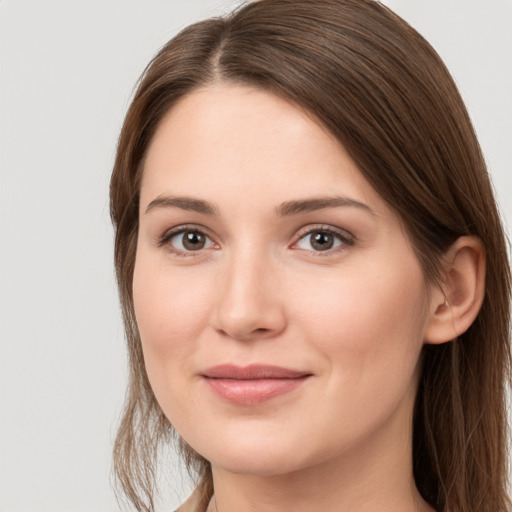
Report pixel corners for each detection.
[208,447,308,477]
[182,422,330,477]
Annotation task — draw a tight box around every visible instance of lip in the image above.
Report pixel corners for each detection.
[201,364,312,406]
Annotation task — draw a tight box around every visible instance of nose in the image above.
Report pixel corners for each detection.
[211,248,287,341]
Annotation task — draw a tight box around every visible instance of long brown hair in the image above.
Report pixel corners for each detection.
[110,1,511,511]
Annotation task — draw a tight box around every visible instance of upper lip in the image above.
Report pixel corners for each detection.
[201,364,311,380]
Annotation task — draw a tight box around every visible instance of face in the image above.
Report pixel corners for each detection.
[133,83,432,477]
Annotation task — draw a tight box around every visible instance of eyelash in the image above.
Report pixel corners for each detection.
[158,224,355,257]
[158,224,217,257]
[292,225,355,256]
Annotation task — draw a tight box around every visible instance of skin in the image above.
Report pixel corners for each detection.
[133,83,438,512]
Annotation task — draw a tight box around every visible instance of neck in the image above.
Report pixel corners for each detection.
[209,457,431,512]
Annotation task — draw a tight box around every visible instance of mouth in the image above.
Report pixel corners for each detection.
[201,364,312,406]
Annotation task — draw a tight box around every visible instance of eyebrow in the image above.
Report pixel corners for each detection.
[144,194,373,217]
[276,196,374,216]
[145,195,219,216]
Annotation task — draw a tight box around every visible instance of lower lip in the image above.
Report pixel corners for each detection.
[204,377,309,406]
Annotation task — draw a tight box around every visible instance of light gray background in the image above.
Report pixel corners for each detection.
[1,1,511,511]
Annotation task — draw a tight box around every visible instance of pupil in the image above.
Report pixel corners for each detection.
[312,232,333,251]
[183,231,205,250]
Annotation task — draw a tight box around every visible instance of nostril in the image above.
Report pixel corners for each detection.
[215,323,283,342]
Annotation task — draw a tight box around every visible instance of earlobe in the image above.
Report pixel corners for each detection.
[424,236,486,345]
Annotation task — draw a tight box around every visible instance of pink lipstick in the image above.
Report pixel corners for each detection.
[201,364,311,406]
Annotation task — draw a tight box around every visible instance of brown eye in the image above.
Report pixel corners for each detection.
[310,231,334,251]
[295,228,351,253]
[182,230,206,250]
[167,229,214,253]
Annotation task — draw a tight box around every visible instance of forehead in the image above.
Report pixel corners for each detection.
[140,83,386,216]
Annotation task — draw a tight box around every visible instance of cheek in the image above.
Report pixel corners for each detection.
[132,253,212,378]
[285,257,428,453]
[132,254,220,428]
[293,254,428,382]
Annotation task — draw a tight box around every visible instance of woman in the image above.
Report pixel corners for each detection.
[110,1,511,511]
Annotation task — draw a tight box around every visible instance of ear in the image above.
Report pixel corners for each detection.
[424,236,486,345]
